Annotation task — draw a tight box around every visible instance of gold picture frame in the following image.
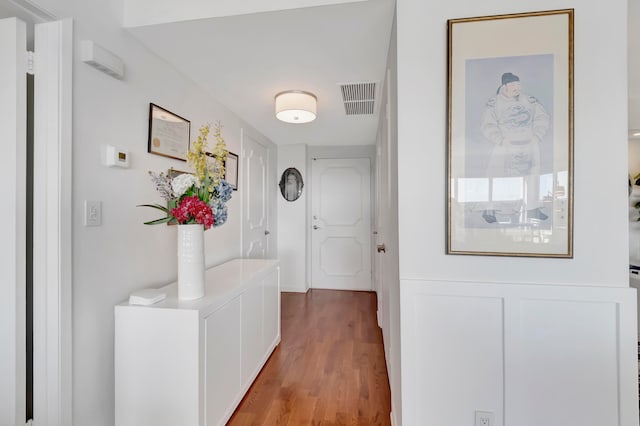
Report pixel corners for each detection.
[447,9,574,257]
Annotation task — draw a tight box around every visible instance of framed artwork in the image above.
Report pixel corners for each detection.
[279,167,304,202]
[205,152,222,177]
[225,152,239,191]
[205,151,238,191]
[148,103,191,161]
[447,9,574,257]
[167,167,187,179]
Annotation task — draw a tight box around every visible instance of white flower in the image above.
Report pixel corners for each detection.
[171,173,199,197]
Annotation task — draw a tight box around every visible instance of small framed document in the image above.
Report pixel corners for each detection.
[225,151,239,190]
[147,103,191,161]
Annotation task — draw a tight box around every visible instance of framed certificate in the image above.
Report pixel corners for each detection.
[148,103,190,161]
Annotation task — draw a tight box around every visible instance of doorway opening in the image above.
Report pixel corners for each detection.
[310,157,372,291]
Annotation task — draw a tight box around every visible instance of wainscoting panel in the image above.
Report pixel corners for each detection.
[401,280,639,426]
[511,299,618,425]
[414,294,504,425]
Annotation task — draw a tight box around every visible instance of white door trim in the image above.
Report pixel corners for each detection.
[241,129,271,259]
[310,157,372,291]
[32,18,73,426]
[0,17,27,426]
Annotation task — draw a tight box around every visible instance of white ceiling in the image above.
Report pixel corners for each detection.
[0,0,37,45]
[3,0,638,137]
[0,1,31,21]
[127,0,395,146]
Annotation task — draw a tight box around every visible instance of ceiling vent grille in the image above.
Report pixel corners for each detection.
[339,82,377,116]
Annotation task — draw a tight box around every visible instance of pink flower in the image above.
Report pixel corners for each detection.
[171,196,215,229]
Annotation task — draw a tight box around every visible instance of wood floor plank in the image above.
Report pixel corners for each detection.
[227,290,391,426]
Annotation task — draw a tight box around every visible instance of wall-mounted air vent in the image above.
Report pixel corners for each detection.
[339,82,377,115]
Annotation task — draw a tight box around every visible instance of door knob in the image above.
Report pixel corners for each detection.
[313,225,321,230]
[377,244,386,253]
[264,230,270,235]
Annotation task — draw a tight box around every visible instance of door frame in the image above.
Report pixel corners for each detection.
[306,146,376,291]
[240,128,274,259]
[0,17,28,425]
[32,18,73,426]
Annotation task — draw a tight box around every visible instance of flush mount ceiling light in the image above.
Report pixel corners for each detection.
[275,90,317,124]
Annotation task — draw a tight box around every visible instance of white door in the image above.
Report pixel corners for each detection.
[242,132,270,258]
[375,84,392,349]
[311,158,372,291]
[0,16,27,426]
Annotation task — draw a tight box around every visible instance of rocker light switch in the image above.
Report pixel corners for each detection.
[84,200,102,226]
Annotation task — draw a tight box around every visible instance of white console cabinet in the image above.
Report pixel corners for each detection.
[115,259,280,426]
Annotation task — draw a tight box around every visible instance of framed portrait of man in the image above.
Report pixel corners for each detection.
[447,9,574,257]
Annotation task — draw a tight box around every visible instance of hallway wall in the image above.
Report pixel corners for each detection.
[22,0,276,424]
[375,11,401,424]
[396,0,638,424]
[396,3,628,289]
[277,144,308,292]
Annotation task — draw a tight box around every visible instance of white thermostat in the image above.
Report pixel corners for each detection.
[105,145,130,168]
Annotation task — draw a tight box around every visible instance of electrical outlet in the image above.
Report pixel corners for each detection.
[475,411,494,426]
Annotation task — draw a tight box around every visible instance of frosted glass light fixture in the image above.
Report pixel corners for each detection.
[275,90,317,124]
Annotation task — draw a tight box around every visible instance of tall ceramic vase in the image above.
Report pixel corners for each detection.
[177,224,205,300]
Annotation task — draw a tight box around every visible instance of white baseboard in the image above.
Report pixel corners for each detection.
[280,286,308,293]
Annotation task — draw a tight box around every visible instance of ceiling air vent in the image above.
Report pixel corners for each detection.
[339,82,377,116]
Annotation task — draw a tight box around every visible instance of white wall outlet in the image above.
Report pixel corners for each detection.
[84,200,102,226]
[475,411,494,426]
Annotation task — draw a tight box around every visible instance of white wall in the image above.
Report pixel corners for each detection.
[22,0,276,424]
[401,280,638,426]
[277,144,308,292]
[122,0,367,27]
[396,0,638,424]
[397,0,628,287]
[630,0,640,104]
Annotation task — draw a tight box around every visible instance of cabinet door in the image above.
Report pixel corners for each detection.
[205,297,241,425]
[241,283,263,385]
[263,270,280,353]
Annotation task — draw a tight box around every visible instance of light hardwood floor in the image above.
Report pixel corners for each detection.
[228,289,391,426]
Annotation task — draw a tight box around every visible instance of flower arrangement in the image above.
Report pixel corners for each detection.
[140,122,233,230]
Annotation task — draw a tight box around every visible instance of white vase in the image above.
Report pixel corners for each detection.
[177,224,205,300]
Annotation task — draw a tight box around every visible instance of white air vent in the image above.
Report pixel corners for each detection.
[81,40,125,80]
[339,82,377,115]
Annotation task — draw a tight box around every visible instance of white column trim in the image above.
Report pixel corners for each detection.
[0,17,27,426]
[33,18,73,426]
